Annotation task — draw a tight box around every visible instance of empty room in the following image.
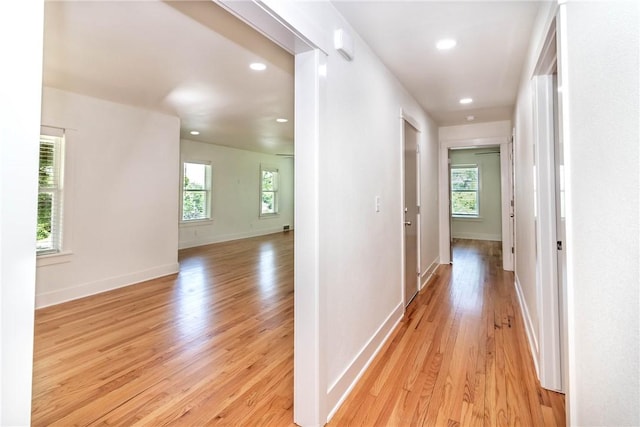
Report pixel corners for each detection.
[1,1,638,427]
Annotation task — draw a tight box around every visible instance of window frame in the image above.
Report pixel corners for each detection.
[37,132,65,255]
[180,161,212,223]
[259,165,279,217]
[450,164,480,218]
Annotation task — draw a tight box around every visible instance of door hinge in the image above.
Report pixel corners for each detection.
[511,247,514,254]
[557,241,563,250]
[416,205,420,214]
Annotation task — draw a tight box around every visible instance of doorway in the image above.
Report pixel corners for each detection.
[531,18,566,393]
[403,120,419,307]
[439,138,514,270]
[449,146,502,255]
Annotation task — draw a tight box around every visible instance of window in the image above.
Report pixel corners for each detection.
[451,165,479,217]
[260,166,279,216]
[182,162,212,221]
[37,134,64,254]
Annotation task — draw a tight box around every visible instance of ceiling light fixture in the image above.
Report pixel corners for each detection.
[436,38,457,50]
[459,97,473,104]
[466,115,475,121]
[249,62,266,71]
[276,118,288,123]
[190,130,200,135]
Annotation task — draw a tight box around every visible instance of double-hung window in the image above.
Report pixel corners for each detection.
[451,165,480,217]
[181,162,212,221]
[260,166,279,216]
[37,133,64,254]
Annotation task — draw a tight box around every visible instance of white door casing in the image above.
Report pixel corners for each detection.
[438,137,512,267]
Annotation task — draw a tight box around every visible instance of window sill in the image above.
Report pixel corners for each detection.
[452,216,483,222]
[180,219,213,227]
[259,213,280,219]
[37,250,73,267]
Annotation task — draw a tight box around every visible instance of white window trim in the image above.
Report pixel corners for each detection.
[259,164,279,218]
[451,164,481,218]
[37,128,65,256]
[180,160,213,223]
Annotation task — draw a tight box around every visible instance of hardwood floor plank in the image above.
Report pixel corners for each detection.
[32,235,564,426]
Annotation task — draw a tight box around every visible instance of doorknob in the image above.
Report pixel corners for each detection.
[404,221,412,226]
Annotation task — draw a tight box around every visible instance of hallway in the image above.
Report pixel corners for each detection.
[330,239,565,426]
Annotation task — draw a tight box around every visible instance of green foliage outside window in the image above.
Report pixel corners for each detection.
[37,138,60,252]
[451,166,479,216]
[261,169,278,215]
[182,163,210,221]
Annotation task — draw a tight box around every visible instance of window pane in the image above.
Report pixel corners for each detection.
[37,135,62,253]
[182,190,206,220]
[262,170,274,191]
[182,162,211,221]
[452,191,478,215]
[37,192,54,251]
[262,191,275,214]
[39,141,56,187]
[451,167,478,191]
[184,163,206,190]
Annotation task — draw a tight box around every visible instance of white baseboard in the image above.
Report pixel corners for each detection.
[35,262,180,308]
[178,227,291,249]
[325,302,404,422]
[514,273,539,376]
[451,231,502,241]
[420,256,440,290]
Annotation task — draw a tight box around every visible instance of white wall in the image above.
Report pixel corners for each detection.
[0,0,43,423]
[515,2,640,425]
[439,120,512,141]
[35,87,180,308]
[179,139,294,248]
[558,2,639,425]
[450,148,502,241]
[420,120,441,286]
[236,2,440,424]
[512,3,557,374]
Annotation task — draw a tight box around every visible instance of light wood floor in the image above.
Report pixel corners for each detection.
[32,232,296,426]
[329,239,565,426]
[32,235,564,426]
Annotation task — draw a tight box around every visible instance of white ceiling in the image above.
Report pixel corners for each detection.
[332,1,541,126]
[44,1,541,154]
[43,1,294,155]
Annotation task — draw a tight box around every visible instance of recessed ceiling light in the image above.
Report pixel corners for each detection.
[249,62,266,71]
[190,130,200,135]
[466,115,475,121]
[436,38,457,50]
[276,118,288,123]
[459,97,473,104]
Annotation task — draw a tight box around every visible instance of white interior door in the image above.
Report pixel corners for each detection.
[403,121,418,307]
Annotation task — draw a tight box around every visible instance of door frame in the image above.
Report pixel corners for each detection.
[216,2,326,425]
[400,113,421,307]
[531,15,565,393]
[438,137,512,268]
